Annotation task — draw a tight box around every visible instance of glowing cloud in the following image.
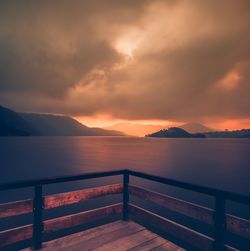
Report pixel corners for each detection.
[0,0,250,130]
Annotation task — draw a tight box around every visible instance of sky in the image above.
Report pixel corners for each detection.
[0,0,250,134]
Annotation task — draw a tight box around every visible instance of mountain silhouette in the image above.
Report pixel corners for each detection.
[0,106,35,136]
[146,127,205,138]
[0,105,123,136]
[179,122,214,133]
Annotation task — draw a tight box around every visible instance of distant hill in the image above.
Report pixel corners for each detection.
[104,122,166,137]
[19,113,123,136]
[0,105,123,136]
[205,129,250,138]
[0,106,35,136]
[147,126,250,138]
[146,127,205,138]
[179,122,214,133]
[104,122,213,136]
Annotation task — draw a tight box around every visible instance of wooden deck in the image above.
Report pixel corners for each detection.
[1,170,249,250]
[22,221,185,251]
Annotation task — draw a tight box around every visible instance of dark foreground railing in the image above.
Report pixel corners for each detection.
[0,169,249,250]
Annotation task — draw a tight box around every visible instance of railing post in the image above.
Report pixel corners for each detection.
[123,170,129,220]
[214,193,226,251]
[33,185,43,249]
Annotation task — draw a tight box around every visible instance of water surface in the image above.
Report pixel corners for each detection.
[1,136,249,194]
[0,136,250,225]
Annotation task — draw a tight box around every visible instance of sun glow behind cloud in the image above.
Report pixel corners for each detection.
[74,115,173,128]
[74,115,178,136]
[114,28,145,58]
[0,0,250,131]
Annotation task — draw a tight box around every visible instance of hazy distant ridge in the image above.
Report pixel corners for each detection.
[205,129,250,138]
[0,106,123,136]
[0,106,35,136]
[147,126,250,138]
[179,122,214,133]
[104,122,165,137]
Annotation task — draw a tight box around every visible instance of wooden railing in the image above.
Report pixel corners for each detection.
[0,169,249,250]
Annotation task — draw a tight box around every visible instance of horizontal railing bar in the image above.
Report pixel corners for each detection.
[0,170,125,191]
[43,203,123,234]
[44,183,123,209]
[0,224,33,248]
[0,169,248,250]
[0,169,249,206]
[129,184,214,225]
[128,170,250,205]
[128,170,219,196]
[0,199,33,219]
[226,214,250,239]
[223,192,250,206]
[225,245,240,251]
[129,203,214,251]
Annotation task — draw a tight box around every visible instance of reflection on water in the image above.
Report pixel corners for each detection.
[1,136,249,194]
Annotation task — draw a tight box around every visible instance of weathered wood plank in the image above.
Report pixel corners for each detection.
[65,221,145,250]
[94,228,157,251]
[129,185,214,225]
[43,203,123,234]
[227,214,250,239]
[128,236,168,251]
[40,221,134,251]
[0,224,33,247]
[129,203,214,251]
[0,199,33,218]
[44,183,123,209]
[153,241,185,251]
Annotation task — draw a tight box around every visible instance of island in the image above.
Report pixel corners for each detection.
[146,127,250,138]
[146,127,206,138]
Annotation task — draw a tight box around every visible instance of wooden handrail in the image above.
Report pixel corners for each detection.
[0,170,125,190]
[128,203,214,251]
[0,224,33,248]
[0,199,33,219]
[0,203,123,248]
[129,184,250,242]
[44,183,123,209]
[0,183,124,248]
[43,203,123,234]
[1,169,250,206]
[128,170,250,205]
[226,214,250,239]
[129,184,214,224]
[0,169,249,250]
[0,183,123,219]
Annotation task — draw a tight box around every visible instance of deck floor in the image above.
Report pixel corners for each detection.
[23,220,185,251]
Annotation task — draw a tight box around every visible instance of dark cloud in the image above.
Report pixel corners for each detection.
[0,0,141,96]
[0,0,250,123]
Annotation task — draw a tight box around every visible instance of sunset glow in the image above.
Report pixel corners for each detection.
[1,3,250,250]
[0,1,249,133]
[219,70,241,90]
[115,35,140,57]
[211,119,250,131]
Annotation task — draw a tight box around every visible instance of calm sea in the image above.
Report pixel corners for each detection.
[1,136,249,193]
[0,136,250,234]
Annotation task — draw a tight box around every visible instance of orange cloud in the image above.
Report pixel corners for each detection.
[0,0,250,125]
